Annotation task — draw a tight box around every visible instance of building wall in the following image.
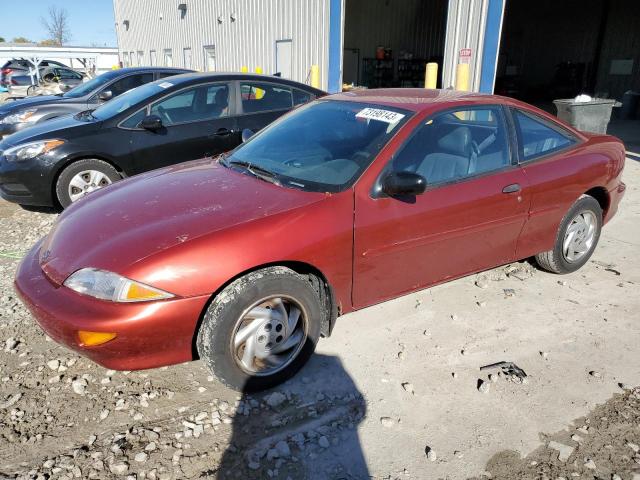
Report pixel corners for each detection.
[443,0,490,92]
[113,0,332,90]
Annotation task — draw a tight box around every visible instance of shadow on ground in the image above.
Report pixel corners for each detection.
[208,354,369,480]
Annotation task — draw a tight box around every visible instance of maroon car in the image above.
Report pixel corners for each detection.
[15,89,626,391]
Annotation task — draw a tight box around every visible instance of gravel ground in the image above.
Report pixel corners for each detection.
[0,159,639,479]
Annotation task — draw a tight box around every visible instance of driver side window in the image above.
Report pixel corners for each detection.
[391,107,510,185]
[150,83,231,126]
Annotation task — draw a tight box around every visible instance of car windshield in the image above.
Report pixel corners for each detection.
[62,71,119,99]
[226,100,412,192]
[91,81,169,120]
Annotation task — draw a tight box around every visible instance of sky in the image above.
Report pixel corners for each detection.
[0,0,116,47]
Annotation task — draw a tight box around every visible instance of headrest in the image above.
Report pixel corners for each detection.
[215,88,228,107]
[437,126,472,157]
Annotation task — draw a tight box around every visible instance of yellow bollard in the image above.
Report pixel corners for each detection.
[310,65,320,89]
[255,67,263,74]
[425,62,438,89]
[240,66,248,73]
[455,63,470,92]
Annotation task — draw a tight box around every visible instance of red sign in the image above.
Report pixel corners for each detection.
[459,48,472,64]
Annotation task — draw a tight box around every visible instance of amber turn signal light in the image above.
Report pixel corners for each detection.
[77,330,117,346]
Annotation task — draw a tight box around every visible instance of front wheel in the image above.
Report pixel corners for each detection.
[535,195,602,274]
[196,267,322,391]
[55,159,121,208]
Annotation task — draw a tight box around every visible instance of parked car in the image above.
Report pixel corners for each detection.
[0,72,324,208]
[0,67,191,138]
[14,89,626,391]
[1,59,69,87]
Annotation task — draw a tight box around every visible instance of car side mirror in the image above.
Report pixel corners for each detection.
[381,171,427,197]
[140,114,163,131]
[98,90,113,102]
[241,128,254,143]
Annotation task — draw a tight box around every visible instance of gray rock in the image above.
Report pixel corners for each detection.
[318,436,330,449]
[275,440,291,458]
[478,380,490,393]
[134,452,148,463]
[265,392,286,408]
[584,458,596,470]
[548,441,574,462]
[380,417,396,428]
[401,382,415,395]
[425,446,436,462]
[109,462,129,475]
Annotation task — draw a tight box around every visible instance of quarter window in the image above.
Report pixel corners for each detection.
[240,82,293,113]
[120,108,146,129]
[513,109,574,161]
[390,107,510,185]
[292,89,314,106]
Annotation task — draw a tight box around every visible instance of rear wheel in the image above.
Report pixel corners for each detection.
[196,267,322,391]
[55,159,120,208]
[535,195,602,274]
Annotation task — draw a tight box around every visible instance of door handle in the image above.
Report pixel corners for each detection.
[213,128,233,137]
[502,183,521,193]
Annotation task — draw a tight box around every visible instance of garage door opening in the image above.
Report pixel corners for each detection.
[496,0,640,108]
[342,0,448,90]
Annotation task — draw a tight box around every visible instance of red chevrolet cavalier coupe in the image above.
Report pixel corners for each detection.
[15,89,626,390]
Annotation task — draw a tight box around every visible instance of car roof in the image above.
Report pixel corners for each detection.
[160,72,326,94]
[326,88,527,112]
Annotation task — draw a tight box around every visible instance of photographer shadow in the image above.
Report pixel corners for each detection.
[213,354,369,480]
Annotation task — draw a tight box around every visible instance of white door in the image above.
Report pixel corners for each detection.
[275,40,292,79]
[150,50,157,66]
[164,49,173,67]
[204,45,216,72]
[183,48,192,69]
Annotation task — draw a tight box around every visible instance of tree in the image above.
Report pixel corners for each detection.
[41,6,71,46]
[39,39,59,47]
[0,37,5,43]
[12,37,32,44]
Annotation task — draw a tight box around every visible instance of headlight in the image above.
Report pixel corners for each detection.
[0,109,38,125]
[64,268,175,303]
[4,139,65,161]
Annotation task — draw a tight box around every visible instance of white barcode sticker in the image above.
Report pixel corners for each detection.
[356,108,405,124]
[158,82,174,89]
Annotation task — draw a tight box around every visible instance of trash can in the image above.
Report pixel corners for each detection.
[553,98,619,134]
[621,91,640,120]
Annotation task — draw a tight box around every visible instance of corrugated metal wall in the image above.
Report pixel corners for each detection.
[113,0,331,90]
[442,0,489,91]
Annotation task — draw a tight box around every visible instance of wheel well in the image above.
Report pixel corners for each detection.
[584,187,610,217]
[190,261,339,360]
[51,156,124,208]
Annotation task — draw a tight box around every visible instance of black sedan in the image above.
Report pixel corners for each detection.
[0,67,191,138]
[0,73,325,208]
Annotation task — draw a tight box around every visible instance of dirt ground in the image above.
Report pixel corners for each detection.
[0,159,639,480]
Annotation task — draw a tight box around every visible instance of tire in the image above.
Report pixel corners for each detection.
[55,159,121,208]
[196,266,323,392]
[535,195,602,274]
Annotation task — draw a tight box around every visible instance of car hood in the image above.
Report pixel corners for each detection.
[39,159,328,285]
[0,114,92,147]
[0,95,64,116]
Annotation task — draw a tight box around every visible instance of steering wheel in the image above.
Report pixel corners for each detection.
[157,105,173,124]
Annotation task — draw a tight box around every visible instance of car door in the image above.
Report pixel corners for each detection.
[352,105,530,308]
[234,80,297,135]
[88,72,154,109]
[126,81,238,174]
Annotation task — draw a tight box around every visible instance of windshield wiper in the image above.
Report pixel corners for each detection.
[228,160,282,186]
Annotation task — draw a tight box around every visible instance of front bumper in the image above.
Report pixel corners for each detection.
[0,152,56,206]
[14,241,210,371]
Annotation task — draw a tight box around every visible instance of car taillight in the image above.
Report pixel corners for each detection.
[1,68,13,75]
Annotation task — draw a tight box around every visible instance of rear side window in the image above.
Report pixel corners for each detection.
[513,109,575,161]
[240,82,293,113]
